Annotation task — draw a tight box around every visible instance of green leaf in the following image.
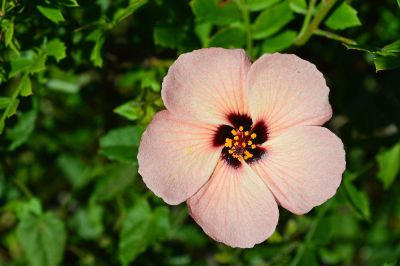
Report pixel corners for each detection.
[92,163,137,202]
[99,126,144,163]
[57,0,80,7]
[382,40,400,53]
[118,199,171,266]
[57,155,91,188]
[190,0,242,26]
[6,98,19,118]
[114,101,143,121]
[398,0,400,8]
[1,19,14,47]
[5,198,43,220]
[6,110,36,150]
[47,79,79,94]
[251,1,294,40]
[37,6,65,24]
[194,22,213,47]
[374,55,400,71]
[73,203,104,240]
[20,76,32,97]
[324,2,361,30]
[89,30,105,67]
[209,27,246,48]
[261,30,296,53]
[44,39,67,62]
[376,142,400,189]
[154,26,186,49]
[0,97,11,110]
[343,177,370,220]
[289,0,306,14]
[17,212,66,266]
[112,0,148,26]
[248,0,281,12]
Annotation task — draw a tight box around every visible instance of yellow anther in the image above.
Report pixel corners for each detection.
[228,149,234,154]
[234,142,239,146]
[244,131,249,136]
[251,133,257,139]
[233,136,239,140]
[232,154,238,158]
[247,140,253,145]
[232,147,236,150]
[231,129,237,136]
[239,126,244,131]
[251,144,256,149]
[225,138,232,148]
[237,156,243,161]
[241,142,246,148]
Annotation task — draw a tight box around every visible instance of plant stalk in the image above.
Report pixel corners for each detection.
[295,0,338,46]
[314,29,357,45]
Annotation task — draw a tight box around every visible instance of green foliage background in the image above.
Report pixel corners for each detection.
[0,0,400,265]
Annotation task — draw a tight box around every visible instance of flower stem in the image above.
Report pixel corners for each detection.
[296,0,317,44]
[1,0,5,14]
[314,29,357,45]
[239,0,253,57]
[295,0,338,46]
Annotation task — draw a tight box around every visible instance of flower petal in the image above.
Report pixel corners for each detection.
[247,53,332,138]
[252,126,345,215]
[187,161,279,248]
[162,48,251,125]
[138,110,222,205]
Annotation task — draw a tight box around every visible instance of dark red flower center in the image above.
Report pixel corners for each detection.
[213,114,268,168]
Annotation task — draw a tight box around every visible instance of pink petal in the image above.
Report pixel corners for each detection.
[252,126,345,215]
[162,48,251,125]
[138,110,222,205]
[247,53,332,138]
[187,161,279,248]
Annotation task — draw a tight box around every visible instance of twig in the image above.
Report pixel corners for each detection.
[314,29,357,45]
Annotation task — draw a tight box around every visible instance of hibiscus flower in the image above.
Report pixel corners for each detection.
[138,48,346,248]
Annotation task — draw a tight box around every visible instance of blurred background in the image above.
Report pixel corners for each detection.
[0,0,399,265]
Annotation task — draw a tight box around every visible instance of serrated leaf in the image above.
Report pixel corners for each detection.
[248,0,281,11]
[0,97,11,110]
[118,199,170,266]
[6,110,36,150]
[37,6,65,24]
[112,0,148,26]
[44,39,66,62]
[374,55,400,71]
[251,1,294,40]
[324,2,361,30]
[376,142,400,189]
[209,27,246,48]
[17,212,66,266]
[343,178,370,220]
[114,101,143,121]
[261,30,296,52]
[20,76,32,97]
[99,126,144,163]
[191,0,242,26]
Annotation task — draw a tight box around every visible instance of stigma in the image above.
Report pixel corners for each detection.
[224,128,257,162]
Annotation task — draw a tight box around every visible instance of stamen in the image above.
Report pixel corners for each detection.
[239,126,244,131]
[225,138,232,148]
[234,136,239,140]
[244,131,249,136]
[228,149,234,154]
[247,140,253,145]
[231,129,237,136]
[241,142,246,148]
[251,144,256,149]
[234,142,239,146]
[251,133,257,139]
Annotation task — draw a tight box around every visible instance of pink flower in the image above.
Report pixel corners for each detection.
[138,48,346,248]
